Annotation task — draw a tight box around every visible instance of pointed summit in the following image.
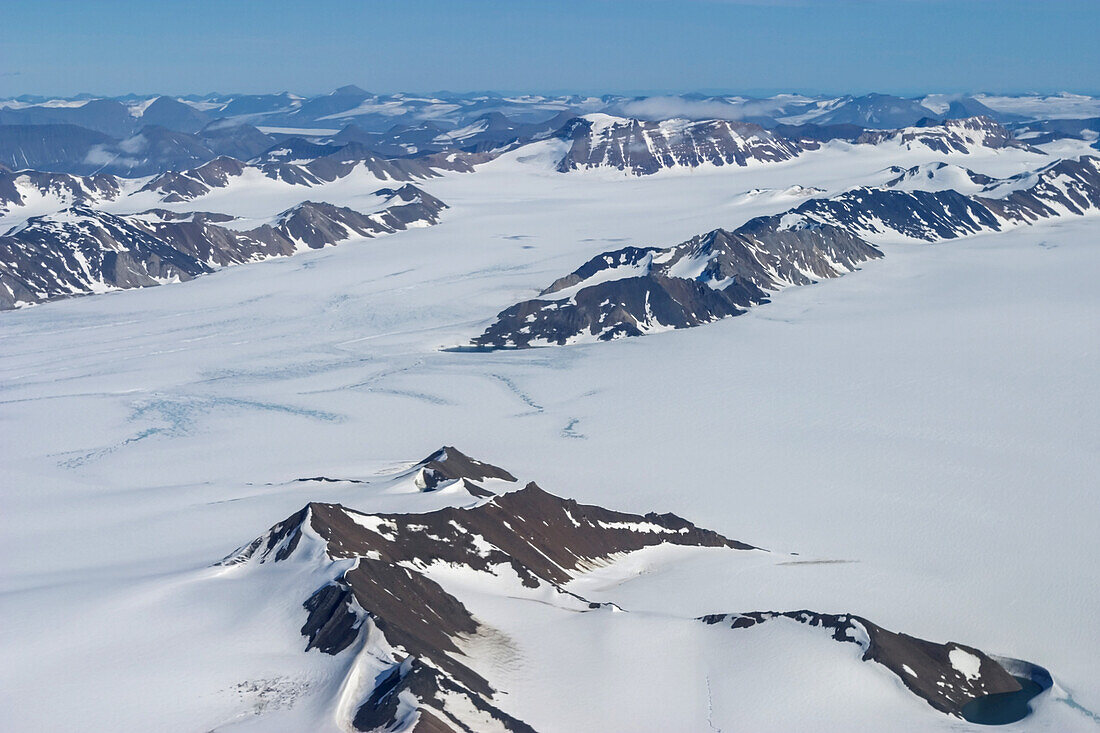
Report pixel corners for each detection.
[412,445,517,492]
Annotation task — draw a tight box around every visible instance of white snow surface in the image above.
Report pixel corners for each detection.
[950,648,984,683]
[0,134,1098,732]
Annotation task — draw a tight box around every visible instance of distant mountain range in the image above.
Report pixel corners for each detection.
[554,116,1040,175]
[0,112,1055,181]
[2,108,1095,313]
[1,89,1097,176]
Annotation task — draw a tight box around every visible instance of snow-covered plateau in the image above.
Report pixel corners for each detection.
[0,109,1098,732]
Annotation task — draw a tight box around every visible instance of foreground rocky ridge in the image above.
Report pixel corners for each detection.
[221,447,1050,732]
[226,447,751,732]
[0,184,445,309]
[702,611,1026,718]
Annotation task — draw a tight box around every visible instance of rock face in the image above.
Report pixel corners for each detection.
[552,115,1038,176]
[555,115,806,174]
[793,154,1100,240]
[253,140,484,186]
[854,116,1040,155]
[136,156,248,202]
[472,216,882,348]
[701,611,1024,717]
[224,447,753,732]
[0,184,446,309]
[0,168,122,215]
[222,446,1046,731]
[136,144,486,203]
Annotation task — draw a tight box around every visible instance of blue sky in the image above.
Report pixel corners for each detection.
[2,0,1097,97]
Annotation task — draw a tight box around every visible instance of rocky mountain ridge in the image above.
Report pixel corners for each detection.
[472,215,883,348]
[553,115,1039,175]
[472,154,1100,348]
[221,446,1049,732]
[0,184,446,309]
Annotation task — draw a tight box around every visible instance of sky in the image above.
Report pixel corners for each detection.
[1,0,1098,98]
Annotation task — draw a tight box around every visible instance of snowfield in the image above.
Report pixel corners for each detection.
[0,128,1098,732]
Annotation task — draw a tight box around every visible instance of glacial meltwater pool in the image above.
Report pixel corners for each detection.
[961,677,1046,725]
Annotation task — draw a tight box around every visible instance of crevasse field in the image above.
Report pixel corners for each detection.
[1,139,1098,731]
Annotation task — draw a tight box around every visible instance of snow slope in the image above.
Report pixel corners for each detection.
[0,125,1098,732]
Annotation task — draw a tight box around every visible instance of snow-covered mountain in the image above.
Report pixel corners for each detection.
[0,167,123,215]
[6,90,1086,138]
[220,446,1046,732]
[137,144,480,203]
[473,154,1100,347]
[790,155,1100,240]
[0,184,446,308]
[555,115,806,174]
[472,217,881,348]
[4,87,1094,177]
[552,115,1039,176]
[853,116,1039,155]
[3,88,1100,733]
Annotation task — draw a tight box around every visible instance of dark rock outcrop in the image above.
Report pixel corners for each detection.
[352,657,537,733]
[472,216,882,348]
[138,156,248,202]
[795,155,1100,239]
[413,446,518,492]
[226,465,754,732]
[702,611,1024,718]
[553,115,1038,176]
[222,446,1047,730]
[0,168,121,213]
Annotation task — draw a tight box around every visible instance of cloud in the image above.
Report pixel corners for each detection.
[117,134,148,155]
[616,95,813,121]
[83,144,139,168]
[83,145,117,166]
